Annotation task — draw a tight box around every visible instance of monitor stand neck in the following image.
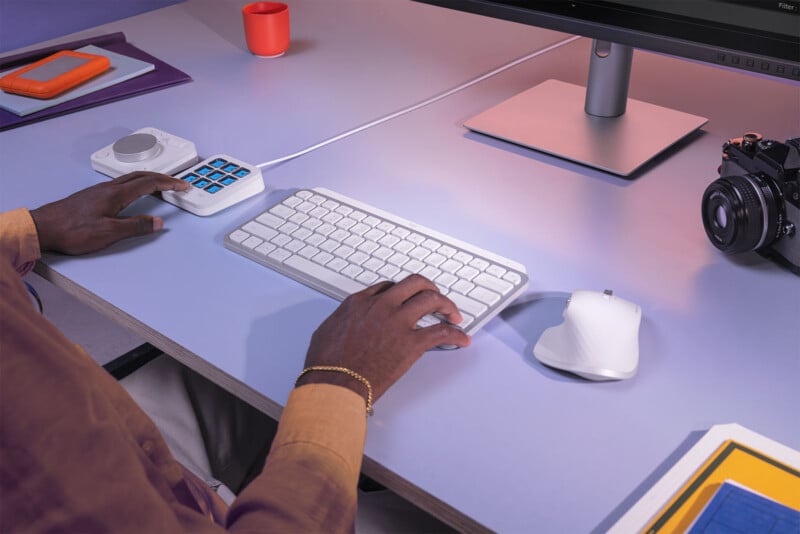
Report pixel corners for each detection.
[585,40,632,117]
[463,38,708,177]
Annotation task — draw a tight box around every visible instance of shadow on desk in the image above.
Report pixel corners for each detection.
[592,429,706,533]
[498,291,574,380]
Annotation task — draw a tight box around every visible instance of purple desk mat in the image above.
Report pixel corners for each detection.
[0,32,192,131]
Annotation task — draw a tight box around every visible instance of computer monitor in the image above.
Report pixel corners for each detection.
[415,0,800,176]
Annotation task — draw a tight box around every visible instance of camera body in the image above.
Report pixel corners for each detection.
[701,132,800,275]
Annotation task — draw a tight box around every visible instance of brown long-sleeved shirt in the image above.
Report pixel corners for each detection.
[0,208,367,532]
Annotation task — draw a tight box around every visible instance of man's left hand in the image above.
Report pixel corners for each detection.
[30,171,189,255]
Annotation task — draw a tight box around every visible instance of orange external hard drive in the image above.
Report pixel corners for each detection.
[0,50,110,99]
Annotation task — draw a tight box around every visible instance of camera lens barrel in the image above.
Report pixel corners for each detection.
[701,174,782,253]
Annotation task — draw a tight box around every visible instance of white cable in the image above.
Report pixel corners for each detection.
[256,35,582,169]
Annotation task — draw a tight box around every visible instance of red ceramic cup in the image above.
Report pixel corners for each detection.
[242,2,290,57]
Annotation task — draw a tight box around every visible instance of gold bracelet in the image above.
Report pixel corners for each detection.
[296,366,374,416]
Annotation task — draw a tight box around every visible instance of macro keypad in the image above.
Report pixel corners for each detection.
[179,157,253,195]
[164,154,264,216]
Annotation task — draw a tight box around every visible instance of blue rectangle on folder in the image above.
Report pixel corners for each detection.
[688,481,800,534]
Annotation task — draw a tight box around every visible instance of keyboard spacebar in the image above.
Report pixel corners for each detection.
[283,255,367,298]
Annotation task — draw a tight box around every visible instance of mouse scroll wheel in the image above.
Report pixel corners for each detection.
[603,289,614,298]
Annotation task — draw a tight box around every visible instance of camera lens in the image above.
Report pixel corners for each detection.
[701,174,782,253]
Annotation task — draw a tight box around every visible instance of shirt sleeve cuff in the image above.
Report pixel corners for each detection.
[0,208,41,275]
[272,383,368,478]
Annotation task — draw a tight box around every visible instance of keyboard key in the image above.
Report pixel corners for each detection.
[426,253,446,267]
[242,236,262,249]
[285,255,366,295]
[320,239,340,253]
[268,248,291,263]
[474,273,514,295]
[363,257,384,272]
[243,221,279,241]
[305,233,326,247]
[486,264,507,278]
[456,265,480,281]
[299,245,319,259]
[419,265,441,280]
[312,251,334,265]
[348,251,370,265]
[422,238,440,251]
[379,234,400,247]
[254,242,276,256]
[452,279,475,295]
[228,229,249,243]
[335,205,353,216]
[358,241,380,254]
[373,247,394,261]
[440,259,463,274]
[408,233,425,245]
[283,196,303,208]
[409,247,430,260]
[303,218,323,231]
[327,257,348,272]
[470,286,501,307]
[271,234,291,247]
[448,292,487,318]
[289,212,309,225]
[404,259,425,273]
[438,245,457,257]
[270,204,294,219]
[435,272,458,288]
[296,201,316,213]
[256,212,285,228]
[378,264,401,278]
[343,235,365,248]
[392,227,410,239]
[285,239,305,253]
[292,227,313,241]
[356,271,380,285]
[341,264,364,279]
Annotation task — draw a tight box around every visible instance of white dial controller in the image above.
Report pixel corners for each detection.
[90,127,199,178]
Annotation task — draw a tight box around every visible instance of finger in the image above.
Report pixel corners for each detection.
[113,171,174,185]
[107,215,160,241]
[402,289,464,326]
[359,279,395,297]
[382,274,439,304]
[113,172,189,196]
[110,174,189,212]
[416,322,472,350]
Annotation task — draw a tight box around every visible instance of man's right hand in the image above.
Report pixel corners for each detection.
[298,274,471,404]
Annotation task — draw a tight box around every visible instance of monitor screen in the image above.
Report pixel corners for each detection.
[414,0,800,176]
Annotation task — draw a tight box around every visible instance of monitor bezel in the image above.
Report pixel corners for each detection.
[416,0,800,82]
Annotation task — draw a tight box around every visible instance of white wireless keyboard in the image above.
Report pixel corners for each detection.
[224,188,529,336]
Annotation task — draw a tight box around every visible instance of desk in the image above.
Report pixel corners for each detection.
[2,1,798,532]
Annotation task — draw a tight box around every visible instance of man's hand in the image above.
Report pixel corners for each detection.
[30,171,189,255]
[298,274,471,403]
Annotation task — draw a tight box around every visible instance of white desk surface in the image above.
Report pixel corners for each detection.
[2,1,799,532]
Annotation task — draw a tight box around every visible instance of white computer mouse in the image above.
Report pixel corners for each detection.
[533,290,642,381]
